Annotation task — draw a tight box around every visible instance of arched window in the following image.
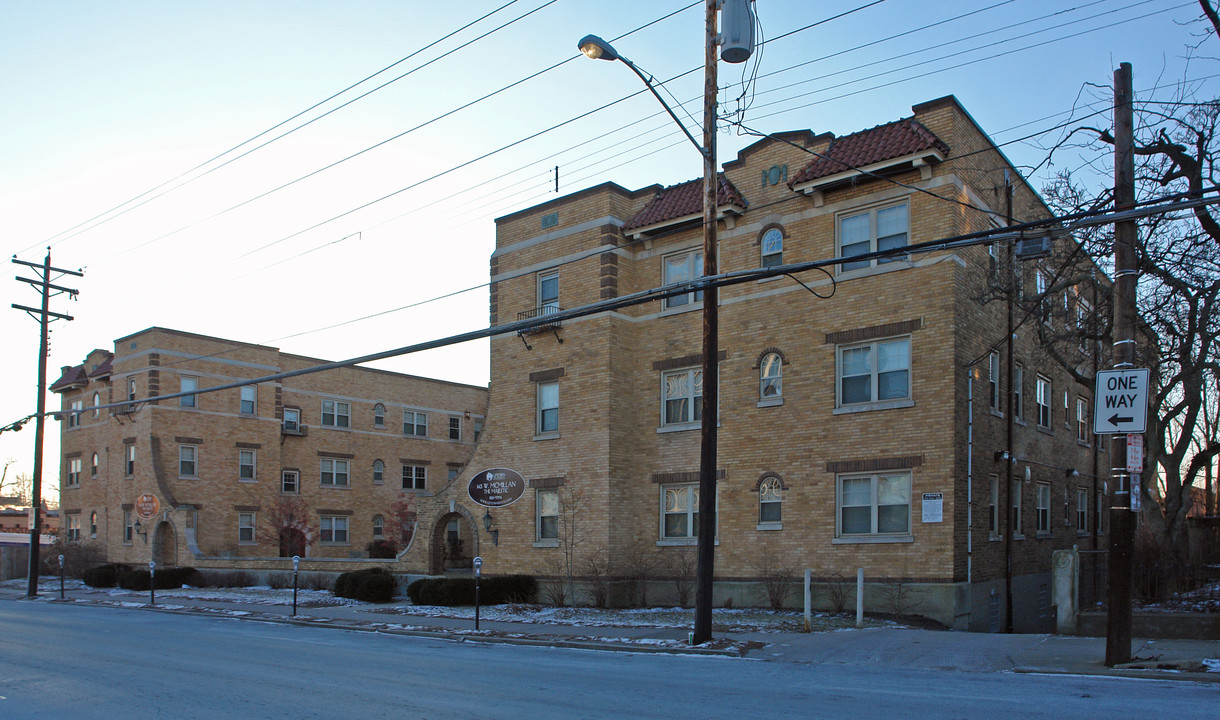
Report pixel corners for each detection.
[761,227,784,267]
[92,392,100,418]
[373,403,386,428]
[372,460,385,484]
[372,514,385,538]
[90,452,99,478]
[760,352,782,399]
[760,476,782,524]
[89,511,98,537]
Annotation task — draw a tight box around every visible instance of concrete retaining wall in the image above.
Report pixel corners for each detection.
[1077,611,1220,639]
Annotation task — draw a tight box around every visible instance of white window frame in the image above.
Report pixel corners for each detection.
[283,407,301,433]
[66,513,81,542]
[838,201,909,272]
[537,488,559,543]
[320,515,349,544]
[1076,397,1089,444]
[1012,482,1024,538]
[372,514,385,539]
[758,476,782,527]
[660,483,714,542]
[1013,363,1024,421]
[1077,488,1088,532]
[1036,482,1051,534]
[538,271,559,313]
[988,474,1000,536]
[760,227,784,268]
[537,381,559,435]
[178,444,197,478]
[837,337,911,409]
[90,511,98,538]
[281,470,299,495]
[759,352,782,403]
[1037,270,1053,325]
[661,367,701,427]
[66,457,81,486]
[449,416,462,441]
[92,391,101,418]
[90,452,98,478]
[238,512,256,545]
[124,443,135,476]
[320,458,350,487]
[404,410,428,437]
[988,352,1001,410]
[180,376,198,408]
[127,378,137,402]
[321,399,350,428]
[240,386,256,415]
[402,464,426,491]
[373,403,386,428]
[123,509,134,543]
[662,249,703,310]
[835,472,912,540]
[1036,375,1052,429]
[372,459,384,485]
[68,399,82,427]
[238,449,256,482]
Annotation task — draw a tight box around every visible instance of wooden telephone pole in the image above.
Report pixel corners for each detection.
[12,250,81,597]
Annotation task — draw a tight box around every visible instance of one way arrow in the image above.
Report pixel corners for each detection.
[1108,413,1134,426]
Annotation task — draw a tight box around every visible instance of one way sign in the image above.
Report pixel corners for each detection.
[1094,368,1150,434]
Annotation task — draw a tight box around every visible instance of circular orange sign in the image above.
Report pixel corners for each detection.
[135,493,160,520]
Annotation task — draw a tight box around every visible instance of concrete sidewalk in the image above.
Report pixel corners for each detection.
[4,583,1218,682]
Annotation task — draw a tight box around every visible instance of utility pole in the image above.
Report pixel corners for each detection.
[12,250,82,597]
[1105,62,1137,667]
[1004,175,1015,634]
[692,0,720,646]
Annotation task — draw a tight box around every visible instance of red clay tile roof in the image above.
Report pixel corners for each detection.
[789,117,949,187]
[623,174,747,232]
[50,364,87,392]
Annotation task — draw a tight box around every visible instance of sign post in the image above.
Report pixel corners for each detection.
[473,556,483,631]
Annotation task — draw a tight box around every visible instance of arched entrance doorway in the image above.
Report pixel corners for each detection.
[428,510,477,575]
[152,521,177,567]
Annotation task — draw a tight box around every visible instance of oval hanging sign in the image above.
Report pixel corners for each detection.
[467,468,525,508]
[135,493,160,520]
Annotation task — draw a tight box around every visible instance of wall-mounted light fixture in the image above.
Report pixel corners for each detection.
[994,450,1010,462]
[482,510,499,547]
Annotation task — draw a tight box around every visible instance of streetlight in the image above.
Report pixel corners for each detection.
[580,0,754,645]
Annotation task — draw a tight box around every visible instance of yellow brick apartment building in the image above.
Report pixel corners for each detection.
[54,327,487,568]
[410,96,1110,632]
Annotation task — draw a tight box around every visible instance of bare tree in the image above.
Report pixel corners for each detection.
[752,543,797,611]
[385,493,417,552]
[667,547,697,608]
[257,496,317,557]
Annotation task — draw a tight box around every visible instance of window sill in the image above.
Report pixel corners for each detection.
[658,422,699,434]
[659,302,703,317]
[833,398,914,415]
[989,408,1004,418]
[1015,417,1027,427]
[1077,440,1091,448]
[756,275,782,284]
[239,479,257,484]
[534,431,561,441]
[179,475,198,481]
[832,534,913,544]
[757,397,783,409]
[320,542,351,547]
[533,539,560,548]
[402,489,433,497]
[1076,531,1091,538]
[319,484,352,490]
[1013,533,1026,541]
[1036,532,1053,539]
[656,538,718,547]
[988,532,1003,542]
[835,261,912,281]
[239,542,257,547]
[1036,425,1054,436]
[756,522,782,531]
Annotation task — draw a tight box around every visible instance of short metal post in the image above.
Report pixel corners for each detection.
[803,569,811,632]
[292,555,300,617]
[149,561,156,606]
[856,568,864,628]
[58,554,65,599]
[473,556,483,631]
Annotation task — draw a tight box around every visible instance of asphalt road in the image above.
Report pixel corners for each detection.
[1,601,1214,719]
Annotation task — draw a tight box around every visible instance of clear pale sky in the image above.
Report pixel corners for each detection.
[1,0,1212,494]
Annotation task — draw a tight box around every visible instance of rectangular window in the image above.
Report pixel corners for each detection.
[321,399,350,428]
[281,470,299,495]
[837,473,912,537]
[239,449,256,482]
[67,400,83,428]
[404,410,428,437]
[1013,364,1024,420]
[1037,270,1052,325]
[839,202,908,272]
[66,457,81,486]
[66,513,81,542]
[283,408,301,433]
[662,368,702,426]
[1076,397,1089,444]
[124,443,135,476]
[988,352,1001,410]
[320,516,349,544]
[1012,482,1023,537]
[661,484,711,539]
[238,513,256,544]
[123,509,134,543]
[538,271,559,313]
[1077,488,1088,531]
[1064,390,1070,429]
[663,250,703,309]
[402,464,426,491]
[473,419,484,442]
[537,489,559,541]
[320,458,350,487]
[127,378,137,402]
[1036,376,1052,428]
[1036,483,1051,534]
[838,337,911,407]
[988,475,999,534]
[449,416,461,441]
[240,386,256,415]
[537,381,559,434]
[179,445,197,477]
[180,376,198,408]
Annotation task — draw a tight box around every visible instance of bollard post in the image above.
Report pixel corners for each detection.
[149,561,156,606]
[803,569,811,632]
[856,568,864,628]
[292,555,300,617]
[58,554,65,599]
